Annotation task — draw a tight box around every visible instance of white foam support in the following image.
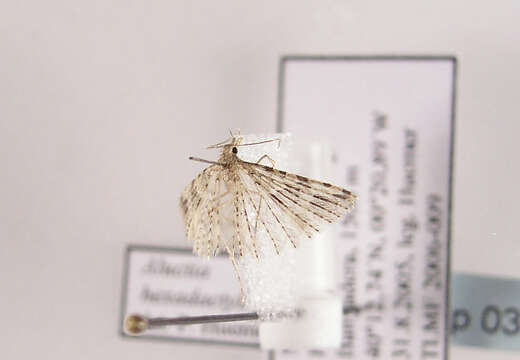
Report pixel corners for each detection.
[235,133,297,317]
[259,295,342,350]
[236,134,342,350]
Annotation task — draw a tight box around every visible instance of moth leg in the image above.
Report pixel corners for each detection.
[212,190,231,204]
[256,154,276,168]
[212,176,221,256]
[206,175,224,257]
[235,179,260,259]
[205,178,216,257]
[209,197,233,213]
[242,187,280,254]
[254,197,263,236]
[243,188,264,238]
[240,185,264,257]
[233,191,244,257]
[224,245,245,303]
[244,198,259,259]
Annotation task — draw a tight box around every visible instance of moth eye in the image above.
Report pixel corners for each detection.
[232,147,238,154]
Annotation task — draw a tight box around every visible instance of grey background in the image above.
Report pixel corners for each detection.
[1,1,519,359]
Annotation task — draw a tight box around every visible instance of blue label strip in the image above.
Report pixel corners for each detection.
[451,272,520,351]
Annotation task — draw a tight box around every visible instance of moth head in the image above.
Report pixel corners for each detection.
[222,143,240,158]
[223,135,242,156]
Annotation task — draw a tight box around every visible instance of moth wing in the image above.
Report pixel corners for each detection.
[235,160,357,254]
[180,165,232,256]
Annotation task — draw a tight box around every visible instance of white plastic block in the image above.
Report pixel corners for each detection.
[236,134,342,350]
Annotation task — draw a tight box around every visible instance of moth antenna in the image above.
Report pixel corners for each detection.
[189,157,225,166]
[207,138,232,149]
[236,138,281,148]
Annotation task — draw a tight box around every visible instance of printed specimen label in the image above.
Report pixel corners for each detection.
[120,246,258,346]
[275,56,455,360]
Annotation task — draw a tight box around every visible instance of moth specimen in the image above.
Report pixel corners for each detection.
[180,132,357,263]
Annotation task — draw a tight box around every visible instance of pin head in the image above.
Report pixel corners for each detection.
[125,314,148,335]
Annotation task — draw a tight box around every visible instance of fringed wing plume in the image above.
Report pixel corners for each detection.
[180,161,357,259]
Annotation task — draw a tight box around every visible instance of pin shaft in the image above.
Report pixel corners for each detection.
[125,305,369,335]
[125,312,259,335]
[148,312,259,328]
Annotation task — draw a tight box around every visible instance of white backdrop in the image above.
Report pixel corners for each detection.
[1,1,519,359]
